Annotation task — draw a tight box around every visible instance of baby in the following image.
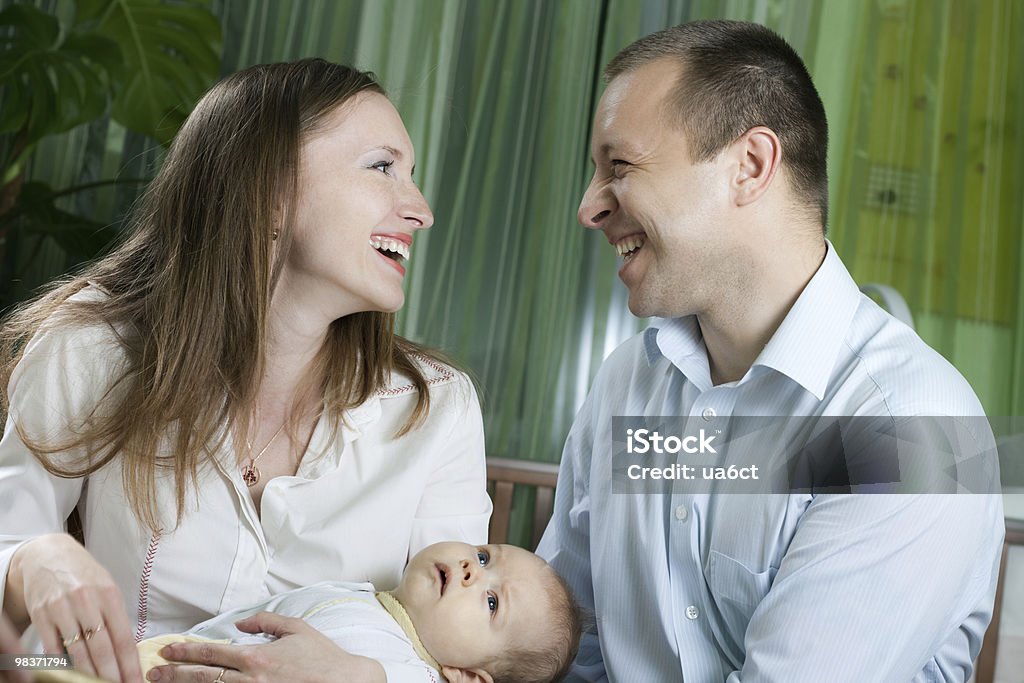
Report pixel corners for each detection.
[36,542,582,683]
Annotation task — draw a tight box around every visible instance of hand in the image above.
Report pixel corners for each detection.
[150,612,386,683]
[10,534,142,683]
[0,611,29,683]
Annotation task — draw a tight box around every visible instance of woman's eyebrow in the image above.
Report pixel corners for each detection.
[371,145,416,176]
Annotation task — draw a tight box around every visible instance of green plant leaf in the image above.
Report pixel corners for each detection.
[75,0,223,146]
[0,4,117,145]
[11,181,118,260]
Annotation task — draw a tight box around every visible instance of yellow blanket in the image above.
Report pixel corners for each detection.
[32,634,223,683]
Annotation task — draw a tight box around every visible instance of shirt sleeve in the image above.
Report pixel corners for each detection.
[536,387,608,683]
[0,321,124,609]
[408,373,491,555]
[725,491,1003,682]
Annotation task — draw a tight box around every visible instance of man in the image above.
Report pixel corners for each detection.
[537,20,1003,682]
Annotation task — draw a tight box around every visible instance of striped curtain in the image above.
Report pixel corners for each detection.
[8,0,1022,461]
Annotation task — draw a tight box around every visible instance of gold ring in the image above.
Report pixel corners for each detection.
[83,623,103,640]
[62,631,82,648]
[213,668,227,683]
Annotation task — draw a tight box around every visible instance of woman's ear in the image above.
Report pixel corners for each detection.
[440,665,494,683]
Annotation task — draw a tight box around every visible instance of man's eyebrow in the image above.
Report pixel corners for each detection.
[592,142,620,165]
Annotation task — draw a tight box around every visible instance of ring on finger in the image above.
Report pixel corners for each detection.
[62,631,82,648]
[83,623,104,641]
[213,668,227,683]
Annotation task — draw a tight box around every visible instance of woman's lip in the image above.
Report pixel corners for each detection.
[374,247,406,276]
[370,232,412,246]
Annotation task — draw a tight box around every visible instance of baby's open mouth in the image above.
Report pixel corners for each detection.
[436,563,450,596]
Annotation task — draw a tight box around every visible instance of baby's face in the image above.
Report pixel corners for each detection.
[393,542,555,676]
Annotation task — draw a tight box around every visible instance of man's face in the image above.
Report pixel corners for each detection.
[393,542,556,677]
[578,58,735,319]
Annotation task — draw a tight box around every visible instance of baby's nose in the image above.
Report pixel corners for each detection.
[460,559,479,585]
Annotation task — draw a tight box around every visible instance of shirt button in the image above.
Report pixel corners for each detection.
[702,407,716,421]
[674,505,688,522]
[686,605,699,620]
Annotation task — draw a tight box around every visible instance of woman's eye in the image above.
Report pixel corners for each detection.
[371,160,394,175]
[487,593,498,613]
[476,550,489,566]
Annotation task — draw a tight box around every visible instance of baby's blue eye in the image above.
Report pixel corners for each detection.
[477,551,489,566]
[371,160,394,175]
[487,594,498,613]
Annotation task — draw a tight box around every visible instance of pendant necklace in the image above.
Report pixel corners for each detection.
[242,423,286,487]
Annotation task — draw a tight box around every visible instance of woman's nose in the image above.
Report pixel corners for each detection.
[577,174,615,228]
[402,184,434,230]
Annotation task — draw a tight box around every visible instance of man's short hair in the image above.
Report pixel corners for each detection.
[605,20,829,228]
[490,569,583,683]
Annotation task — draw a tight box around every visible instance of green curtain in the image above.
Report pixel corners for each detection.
[9,0,1023,460]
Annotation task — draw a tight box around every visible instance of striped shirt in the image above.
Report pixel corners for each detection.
[537,242,1004,682]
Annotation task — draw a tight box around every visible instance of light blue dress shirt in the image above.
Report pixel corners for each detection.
[537,243,1004,682]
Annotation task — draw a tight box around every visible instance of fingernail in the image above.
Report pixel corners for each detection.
[148,668,161,681]
[158,645,175,657]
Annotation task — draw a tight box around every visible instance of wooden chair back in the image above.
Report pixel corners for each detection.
[486,457,559,550]
[975,517,1024,683]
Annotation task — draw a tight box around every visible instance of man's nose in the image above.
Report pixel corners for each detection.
[577,174,615,228]
[459,559,480,586]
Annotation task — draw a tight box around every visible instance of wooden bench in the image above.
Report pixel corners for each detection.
[976,517,1024,683]
[486,457,559,550]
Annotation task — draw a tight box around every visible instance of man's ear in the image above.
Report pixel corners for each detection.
[728,125,782,207]
[440,665,494,683]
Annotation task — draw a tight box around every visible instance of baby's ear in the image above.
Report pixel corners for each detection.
[440,665,494,683]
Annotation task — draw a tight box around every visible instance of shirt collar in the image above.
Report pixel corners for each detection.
[644,240,860,399]
[376,591,442,671]
[645,316,714,392]
[752,240,860,399]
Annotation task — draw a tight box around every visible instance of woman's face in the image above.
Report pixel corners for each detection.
[282,92,433,319]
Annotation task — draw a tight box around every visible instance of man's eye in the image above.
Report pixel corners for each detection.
[371,160,394,175]
[487,593,498,613]
[610,160,629,177]
[477,550,489,566]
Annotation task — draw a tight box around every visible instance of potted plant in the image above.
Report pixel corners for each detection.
[0,0,222,308]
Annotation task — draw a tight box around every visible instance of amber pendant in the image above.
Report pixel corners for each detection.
[242,462,260,487]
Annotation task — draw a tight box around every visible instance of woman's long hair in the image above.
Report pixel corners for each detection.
[0,59,445,532]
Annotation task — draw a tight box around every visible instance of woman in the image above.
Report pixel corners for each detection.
[0,611,29,683]
[0,60,491,683]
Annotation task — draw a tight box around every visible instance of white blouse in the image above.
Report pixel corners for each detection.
[0,288,491,638]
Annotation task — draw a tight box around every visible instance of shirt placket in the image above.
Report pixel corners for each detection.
[210,426,271,611]
[668,385,738,681]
